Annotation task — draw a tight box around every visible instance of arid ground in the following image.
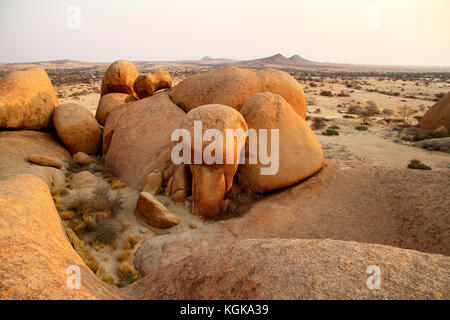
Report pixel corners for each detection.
[0,55,449,298]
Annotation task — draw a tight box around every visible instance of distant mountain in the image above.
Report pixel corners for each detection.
[289,54,312,65]
[191,56,236,65]
[236,53,320,68]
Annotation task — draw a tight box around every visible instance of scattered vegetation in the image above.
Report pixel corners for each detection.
[407,159,431,170]
[355,125,369,131]
[117,262,141,288]
[320,90,333,97]
[397,106,416,125]
[64,225,105,275]
[111,178,127,190]
[311,117,328,130]
[429,130,450,139]
[322,128,340,136]
[123,235,141,250]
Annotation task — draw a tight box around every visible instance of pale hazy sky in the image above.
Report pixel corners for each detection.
[0,0,449,66]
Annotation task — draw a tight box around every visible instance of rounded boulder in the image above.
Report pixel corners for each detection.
[53,103,102,154]
[238,92,323,193]
[169,66,306,118]
[100,60,139,97]
[0,67,59,129]
[95,92,136,125]
[419,91,450,131]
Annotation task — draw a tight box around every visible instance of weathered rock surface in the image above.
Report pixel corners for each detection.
[0,173,124,299]
[53,103,102,154]
[413,137,450,153]
[419,92,450,131]
[180,104,248,217]
[135,162,450,275]
[169,67,306,118]
[105,92,186,188]
[135,192,180,228]
[142,170,163,194]
[72,152,96,165]
[0,130,70,188]
[171,165,190,202]
[238,93,324,193]
[95,93,136,125]
[127,238,449,300]
[0,67,59,130]
[70,171,104,189]
[102,102,139,155]
[133,70,173,99]
[28,153,63,169]
[101,60,139,97]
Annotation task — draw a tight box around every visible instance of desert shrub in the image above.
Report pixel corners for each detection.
[330,125,340,130]
[397,106,416,125]
[343,115,355,119]
[322,128,339,136]
[348,105,362,114]
[407,160,431,170]
[429,131,450,138]
[314,108,322,114]
[309,82,318,87]
[61,211,75,220]
[311,117,327,130]
[111,178,127,190]
[64,225,103,274]
[117,262,141,288]
[320,90,333,97]
[94,228,118,245]
[117,250,132,262]
[362,105,381,116]
[337,91,350,97]
[435,92,445,99]
[414,115,423,121]
[383,108,394,115]
[305,115,311,120]
[123,235,141,250]
[355,125,369,131]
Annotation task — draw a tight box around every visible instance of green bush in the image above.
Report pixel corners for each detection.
[429,131,450,138]
[343,115,355,119]
[320,90,333,97]
[322,128,339,136]
[407,160,431,170]
[329,125,340,130]
[355,125,368,131]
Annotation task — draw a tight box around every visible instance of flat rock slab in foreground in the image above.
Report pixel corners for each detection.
[135,162,450,275]
[0,167,448,299]
[126,238,449,300]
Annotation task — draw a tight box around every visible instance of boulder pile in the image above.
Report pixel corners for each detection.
[102,65,322,219]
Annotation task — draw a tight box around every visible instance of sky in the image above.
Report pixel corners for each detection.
[0,0,449,66]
